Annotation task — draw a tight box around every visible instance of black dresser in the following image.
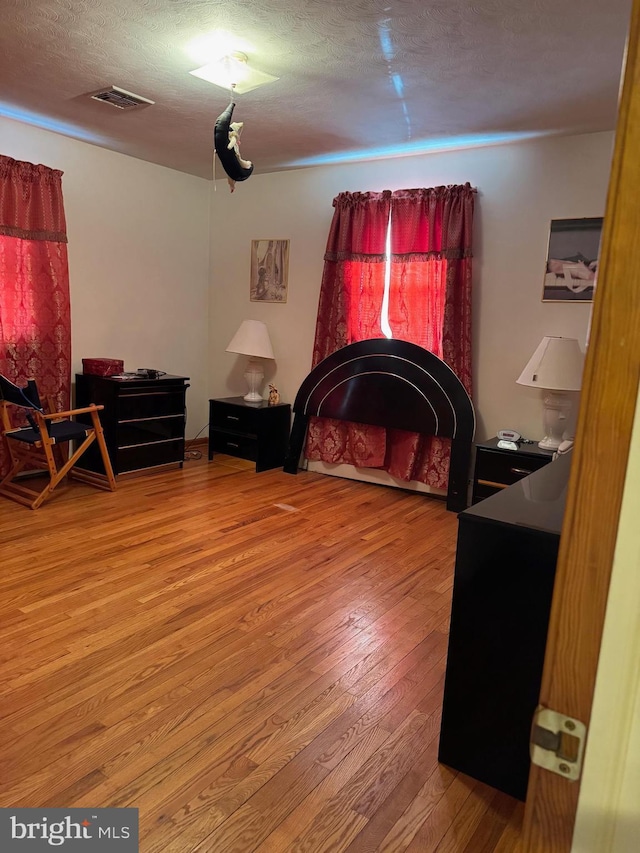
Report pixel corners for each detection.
[438,452,571,801]
[75,373,189,475]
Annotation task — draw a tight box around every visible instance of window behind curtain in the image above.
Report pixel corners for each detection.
[0,156,71,477]
[306,184,475,489]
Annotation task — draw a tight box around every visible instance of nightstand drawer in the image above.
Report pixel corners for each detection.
[473,481,506,503]
[471,439,554,505]
[209,401,258,435]
[475,450,549,488]
[210,429,257,461]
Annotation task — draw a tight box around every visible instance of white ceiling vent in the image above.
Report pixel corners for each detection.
[90,86,155,110]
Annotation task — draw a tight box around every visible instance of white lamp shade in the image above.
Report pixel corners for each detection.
[516,336,584,391]
[226,319,274,360]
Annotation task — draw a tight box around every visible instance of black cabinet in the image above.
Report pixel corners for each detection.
[208,397,291,472]
[438,452,570,801]
[75,373,189,475]
[472,438,554,504]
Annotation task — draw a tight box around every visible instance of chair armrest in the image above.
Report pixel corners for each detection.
[41,404,105,419]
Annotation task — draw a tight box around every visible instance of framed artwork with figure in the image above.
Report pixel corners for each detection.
[542,217,603,302]
[250,239,289,303]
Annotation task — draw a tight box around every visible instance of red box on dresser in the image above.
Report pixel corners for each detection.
[82,358,124,377]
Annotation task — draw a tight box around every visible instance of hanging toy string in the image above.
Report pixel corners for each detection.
[213,82,238,190]
[213,80,252,193]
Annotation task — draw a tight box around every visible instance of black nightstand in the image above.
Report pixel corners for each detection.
[471,437,554,504]
[208,397,291,472]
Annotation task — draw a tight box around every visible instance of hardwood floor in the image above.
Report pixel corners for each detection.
[0,455,523,851]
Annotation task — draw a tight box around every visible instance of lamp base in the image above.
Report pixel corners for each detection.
[538,435,563,451]
[243,358,264,403]
[538,391,572,451]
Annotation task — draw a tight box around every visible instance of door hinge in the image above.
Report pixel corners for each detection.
[530,706,587,781]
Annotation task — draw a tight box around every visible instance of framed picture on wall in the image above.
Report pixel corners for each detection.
[250,239,290,303]
[542,217,603,303]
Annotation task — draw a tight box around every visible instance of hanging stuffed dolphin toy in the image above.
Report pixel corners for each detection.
[214,101,254,193]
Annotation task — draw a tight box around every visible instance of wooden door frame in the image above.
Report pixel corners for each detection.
[522,1,640,849]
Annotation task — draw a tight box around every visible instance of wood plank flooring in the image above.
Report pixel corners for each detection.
[0,455,523,851]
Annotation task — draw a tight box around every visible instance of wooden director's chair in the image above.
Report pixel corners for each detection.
[0,374,116,509]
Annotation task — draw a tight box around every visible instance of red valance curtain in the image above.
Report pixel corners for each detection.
[0,156,71,476]
[305,183,475,489]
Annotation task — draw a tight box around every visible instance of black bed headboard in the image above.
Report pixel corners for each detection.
[283,338,475,512]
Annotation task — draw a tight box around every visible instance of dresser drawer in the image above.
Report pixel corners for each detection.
[209,401,258,435]
[116,438,184,473]
[117,414,185,447]
[117,389,186,420]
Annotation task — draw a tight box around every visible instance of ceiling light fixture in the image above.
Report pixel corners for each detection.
[190,51,278,95]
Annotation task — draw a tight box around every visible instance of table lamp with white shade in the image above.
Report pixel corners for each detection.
[226,319,275,402]
[516,336,584,451]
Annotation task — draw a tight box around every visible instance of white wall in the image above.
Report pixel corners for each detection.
[210,131,614,443]
[0,116,211,435]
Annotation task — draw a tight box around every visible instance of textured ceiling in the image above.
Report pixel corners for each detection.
[0,0,632,179]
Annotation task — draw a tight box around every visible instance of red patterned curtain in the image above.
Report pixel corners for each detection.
[306,183,475,489]
[306,191,391,467]
[0,156,71,476]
